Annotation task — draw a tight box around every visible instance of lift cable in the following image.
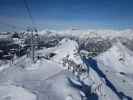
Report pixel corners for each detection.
[23,0,37,29]
[23,0,39,63]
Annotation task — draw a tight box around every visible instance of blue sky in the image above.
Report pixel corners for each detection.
[0,0,133,31]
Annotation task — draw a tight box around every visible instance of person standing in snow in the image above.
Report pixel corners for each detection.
[26,48,31,57]
[9,53,14,65]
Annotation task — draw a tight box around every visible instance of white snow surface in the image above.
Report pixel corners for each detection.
[0,57,82,100]
[52,38,82,64]
[0,84,36,100]
[96,42,133,98]
[0,38,132,100]
[45,38,120,100]
[97,42,133,73]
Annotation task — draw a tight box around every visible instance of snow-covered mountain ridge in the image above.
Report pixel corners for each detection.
[39,29,133,40]
[96,42,133,99]
[0,33,133,100]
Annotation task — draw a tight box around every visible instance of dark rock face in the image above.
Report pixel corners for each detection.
[68,77,99,100]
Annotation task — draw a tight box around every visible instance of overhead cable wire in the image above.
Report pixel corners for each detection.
[23,0,36,29]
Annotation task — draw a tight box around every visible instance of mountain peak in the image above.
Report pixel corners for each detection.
[97,42,133,73]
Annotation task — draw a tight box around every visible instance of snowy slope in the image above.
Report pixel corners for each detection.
[45,38,121,100]
[0,84,36,100]
[52,38,81,64]
[0,57,82,100]
[0,37,133,100]
[96,42,133,98]
[97,42,133,73]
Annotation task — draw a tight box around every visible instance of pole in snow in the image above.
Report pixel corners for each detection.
[27,27,35,63]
